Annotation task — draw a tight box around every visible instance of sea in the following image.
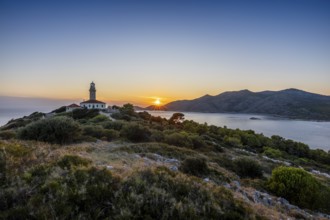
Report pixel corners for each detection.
[1,108,329,151]
[147,111,330,151]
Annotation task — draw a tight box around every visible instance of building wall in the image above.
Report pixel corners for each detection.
[80,103,106,109]
[66,107,81,112]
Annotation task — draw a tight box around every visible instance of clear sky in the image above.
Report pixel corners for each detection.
[1,0,329,106]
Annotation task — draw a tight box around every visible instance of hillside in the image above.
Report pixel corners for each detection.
[154,89,330,121]
[1,107,330,219]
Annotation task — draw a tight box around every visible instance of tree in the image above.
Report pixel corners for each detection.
[169,113,185,125]
[120,103,135,116]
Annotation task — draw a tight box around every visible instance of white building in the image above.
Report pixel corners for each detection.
[66,103,81,112]
[80,82,106,109]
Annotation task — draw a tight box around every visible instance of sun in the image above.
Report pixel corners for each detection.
[154,98,161,106]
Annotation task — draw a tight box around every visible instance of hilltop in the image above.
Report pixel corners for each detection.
[149,89,330,121]
[0,106,330,219]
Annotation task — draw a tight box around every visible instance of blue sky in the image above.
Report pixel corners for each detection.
[1,0,329,105]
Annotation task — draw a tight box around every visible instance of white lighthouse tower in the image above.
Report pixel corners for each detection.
[80,81,106,109]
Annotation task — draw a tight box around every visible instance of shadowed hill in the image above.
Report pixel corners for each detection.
[151,89,330,120]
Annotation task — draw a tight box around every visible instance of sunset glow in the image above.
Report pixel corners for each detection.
[1,1,329,106]
[154,99,161,106]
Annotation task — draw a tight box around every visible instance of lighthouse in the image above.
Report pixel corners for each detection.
[89,81,96,100]
[80,81,106,109]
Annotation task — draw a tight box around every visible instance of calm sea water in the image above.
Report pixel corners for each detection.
[1,108,329,151]
[147,111,330,151]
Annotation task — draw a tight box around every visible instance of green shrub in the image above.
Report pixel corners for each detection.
[263,147,285,159]
[90,114,110,123]
[83,125,104,139]
[0,130,16,139]
[102,129,120,141]
[233,157,263,178]
[0,149,6,185]
[57,155,91,170]
[1,142,31,157]
[150,129,165,142]
[102,120,126,131]
[224,136,242,147]
[115,167,254,219]
[179,157,209,177]
[18,116,81,144]
[164,132,192,147]
[213,156,235,171]
[51,106,67,113]
[189,134,206,149]
[268,166,322,210]
[120,123,151,142]
[71,108,99,119]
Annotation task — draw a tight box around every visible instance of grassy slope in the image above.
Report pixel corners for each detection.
[1,108,330,219]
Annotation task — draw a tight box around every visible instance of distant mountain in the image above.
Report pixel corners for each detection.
[150,89,330,121]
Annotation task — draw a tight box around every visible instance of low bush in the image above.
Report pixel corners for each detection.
[102,120,126,131]
[224,136,242,147]
[71,108,99,119]
[0,130,16,139]
[262,146,285,159]
[120,123,151,142]
[102,129,120,141]
[90,114,110,123]
[111,112,131,121]
[57,155,91,170]
[179,157,209,177]
[1,165,259,219]
[83,125,104,139]
[150,129,165,142]
[233,157,263,178]
[51,106,67,113]
[164,132,191,147]
[115,167,254,219]
[268,166,330,212]
[18,116,81,144]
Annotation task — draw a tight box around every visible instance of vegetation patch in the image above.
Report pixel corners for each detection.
[233,157,263,179]
[18,116,81,144]
[268,166,330,212]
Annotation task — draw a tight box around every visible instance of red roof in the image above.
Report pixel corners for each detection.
[67,103,80,108]
[80,99,106,104]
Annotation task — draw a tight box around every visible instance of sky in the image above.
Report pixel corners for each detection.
[1,0,329,106]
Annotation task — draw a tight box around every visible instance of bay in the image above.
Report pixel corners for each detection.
[1,108,329,151]
[147,111,330,151]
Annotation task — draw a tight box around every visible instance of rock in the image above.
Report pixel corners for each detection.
[223,183,231,189]
[106,165,113,170]
[233,180,240,188]
[253,191,261,203]
[277,197,290,206]
[170,166,178,172]
[203,178,210,182]
[143,158,152,166]
[311,169,330,178]
[152,153,164,162]
[262,196,272,206]
[164,158,180,164]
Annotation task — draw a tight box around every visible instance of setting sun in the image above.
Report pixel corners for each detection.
[154,98,161,106]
